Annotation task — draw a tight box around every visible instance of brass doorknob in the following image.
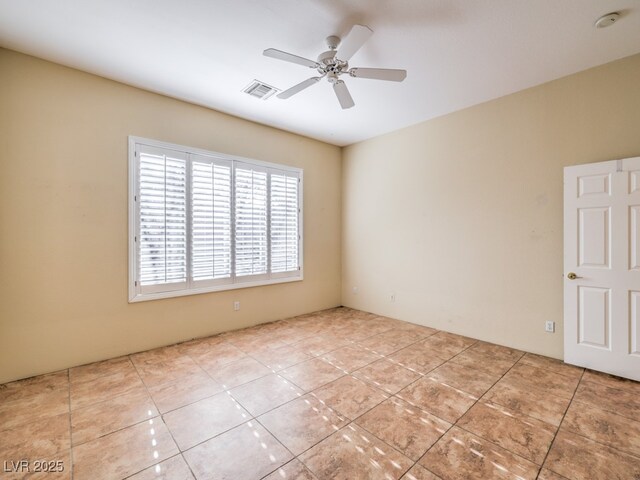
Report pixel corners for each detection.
[567,272,578,280]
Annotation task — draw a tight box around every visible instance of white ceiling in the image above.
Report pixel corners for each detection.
[0,1,639,146]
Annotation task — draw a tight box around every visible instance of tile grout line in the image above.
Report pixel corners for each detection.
[70,414,163,447]
[387,342,526,478]
[66,368,74,480]
[289,331,452,472]
[133,343,352,462]
[68,359,146,410]
[310,334,479,479]
[232,319,389,479]
[223,331,409,419]
[68,361,197,448]
[184,343,371,476]
[151,366,317,466]
[464,357,590,471]
[245,331,434,479]
[392,334,482,404]
[533,368,586,479]
[244,347,392,421]
[361,337,483,479]
[252,416,310,478]
[446,350,586,470]
[568,379,640,425]
[547,376,640,462]
[253,401,386,479]
[342,334,498,475]
[316,418,423,478]
[64,362,163,479]
[449,359,561,471]
[185,341,369,479]
[339,330,449,400]
[119,453,185,480]
[255,459,307,480]
[127,353,201,480]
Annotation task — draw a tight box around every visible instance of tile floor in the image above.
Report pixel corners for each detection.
[1,307,639,480]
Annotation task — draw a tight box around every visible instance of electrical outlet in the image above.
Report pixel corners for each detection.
[352,286,358,294]
[545,321,555,333]
[390,293,396,303]
[234,301,240,311]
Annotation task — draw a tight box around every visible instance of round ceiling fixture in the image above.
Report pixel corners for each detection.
[594,12,621,28]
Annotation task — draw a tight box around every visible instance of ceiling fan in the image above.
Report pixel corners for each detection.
[263,24,407,109]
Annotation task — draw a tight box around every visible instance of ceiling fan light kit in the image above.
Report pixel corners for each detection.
[263,24,407,109]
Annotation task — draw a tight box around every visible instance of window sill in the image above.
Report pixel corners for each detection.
[128,274,303,303]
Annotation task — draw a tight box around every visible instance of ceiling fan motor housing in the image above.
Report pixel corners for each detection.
[317,50,348,78]
[317,50,336,64]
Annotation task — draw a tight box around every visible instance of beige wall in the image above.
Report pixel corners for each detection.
[2,47,640,383]
[0,49,342,384]
[342,53,640,359]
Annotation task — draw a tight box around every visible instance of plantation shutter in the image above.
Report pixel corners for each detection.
[137,146,188,293]
[270,170,300,275]
[130,138,303,302]
[234,163,268,278]
[191,155,232,285]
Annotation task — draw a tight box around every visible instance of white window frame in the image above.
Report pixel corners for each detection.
[128,136,303,303]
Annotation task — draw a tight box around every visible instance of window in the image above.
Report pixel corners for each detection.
[128,137,302,302]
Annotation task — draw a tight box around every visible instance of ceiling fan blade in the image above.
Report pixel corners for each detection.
[277,77,321,99]
[333,80,355,109]
[350,67,407,82]
[263,48,318,68]
[336,24,373,61]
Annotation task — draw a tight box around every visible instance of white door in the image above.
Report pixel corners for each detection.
[564,157,640,381]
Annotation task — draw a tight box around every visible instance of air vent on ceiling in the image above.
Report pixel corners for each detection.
[243,80,279,100]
